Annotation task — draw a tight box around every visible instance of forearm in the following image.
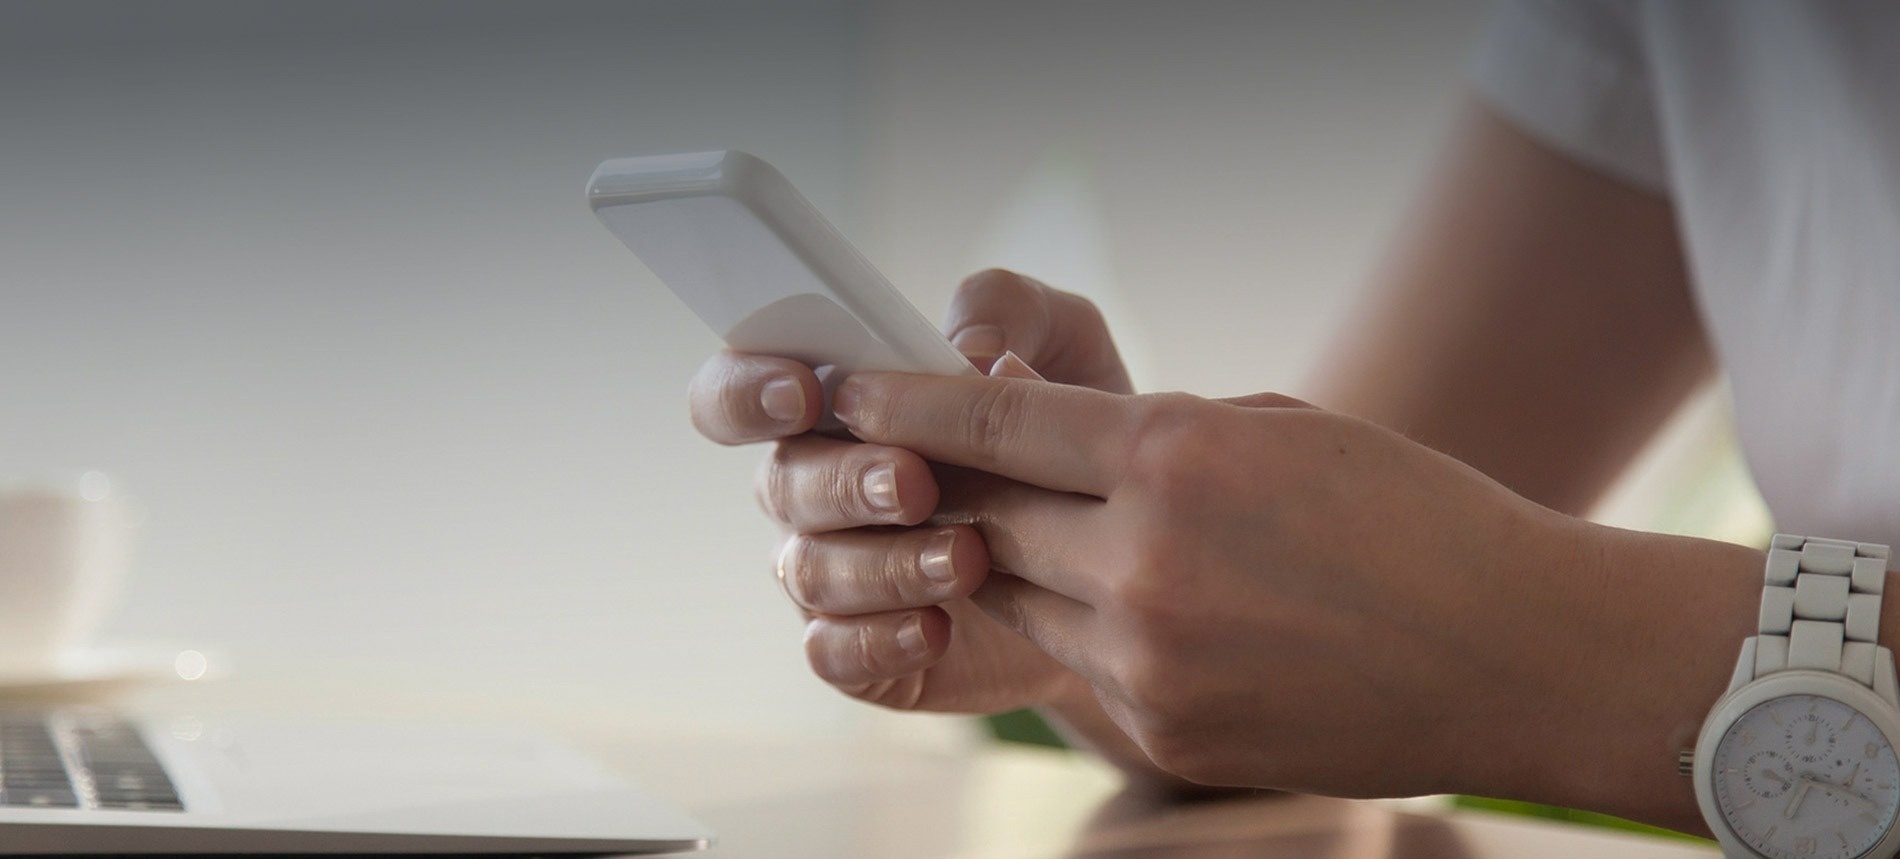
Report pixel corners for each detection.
[1290,99,1771,833]
[1304,100,1709,518]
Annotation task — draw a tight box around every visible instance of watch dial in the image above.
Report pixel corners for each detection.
[1713,694,1900,858]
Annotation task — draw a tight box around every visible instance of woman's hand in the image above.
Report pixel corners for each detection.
[829,368,1764,814]
[686,270,1132,716]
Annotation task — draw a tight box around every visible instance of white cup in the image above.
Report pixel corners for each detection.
[0,472,134,676]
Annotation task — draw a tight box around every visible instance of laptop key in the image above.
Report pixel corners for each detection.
[3,789,80,808]
[0,710,186,813]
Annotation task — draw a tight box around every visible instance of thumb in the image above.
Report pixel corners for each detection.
[943,269,1132,392]
[944,269,1050,374]
[1217,391,1317,410]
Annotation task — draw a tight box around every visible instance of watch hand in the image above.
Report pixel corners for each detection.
[1763,768,1791,786]
[1787,781,1814,819]
[1815,781,1878,814]
[1810,720,1820,745]
[1841,762,1862,788]
[1790,777,1881,815]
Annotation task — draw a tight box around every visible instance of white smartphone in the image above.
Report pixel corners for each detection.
[587,150,977,425]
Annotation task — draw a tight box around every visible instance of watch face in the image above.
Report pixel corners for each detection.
[1713,694,1900,858]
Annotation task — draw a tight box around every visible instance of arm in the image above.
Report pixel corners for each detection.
[1056,98,1725,799]
[681,100,1758,822]
[808,100,1786,832]
[1296,98,1748,828]
[833,341,1768,834]
[1307,99,1713,517]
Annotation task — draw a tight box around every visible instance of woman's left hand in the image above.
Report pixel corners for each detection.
[831,370,1756,803]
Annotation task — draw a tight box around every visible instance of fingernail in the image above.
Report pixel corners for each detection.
[920,530,957,584]
[989,350,1046,381]
[760,377,805,423]
[952,324,1006,364]
[896,614,928,656]
[832,382,861,426]
[863,462,899,513]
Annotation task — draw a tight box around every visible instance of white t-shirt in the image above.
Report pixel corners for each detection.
[1471,0,1900,547]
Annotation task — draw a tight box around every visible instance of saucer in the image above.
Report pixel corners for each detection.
[0,645,221,696]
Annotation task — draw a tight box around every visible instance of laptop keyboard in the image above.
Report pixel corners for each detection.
[0,711,184,811]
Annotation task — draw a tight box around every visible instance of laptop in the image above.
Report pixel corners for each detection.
[0,708,713,854]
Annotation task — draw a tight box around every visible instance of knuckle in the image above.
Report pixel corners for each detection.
[964,383,1031,462]
[1142,730,1225,785]
[854,621,895,680]
[845,677,903,710]
[1050,287,1108,330]
[774,445,877,528]
[857,675,927,711]
[999,587,1032,640]
[843,385,891,439]
[1122,526,1201,602]
[1123,393,1201,464]
[821,465,861,523]
[802,620,892,686]
[690,358,766,442]
[869,545,914,607]
[950,269,1052,336]
[982,578,1036,643]
[1135,722,1194,777]
[1122,394,1220,498]
[1117,652,1182,717]
[1092,530,1197,638]
[1105,564,1182,631]
[716,373,757,434]
[1117,679,1219,782]
[790,534,936,614]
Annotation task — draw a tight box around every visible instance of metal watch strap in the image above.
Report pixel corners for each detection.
[1753,534,1894,687]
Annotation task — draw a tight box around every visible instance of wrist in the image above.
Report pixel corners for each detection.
[1471,518,1760,832]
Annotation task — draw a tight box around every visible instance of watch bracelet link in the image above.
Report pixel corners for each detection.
[1753,534,1893,688]
[1677,535,1898,778]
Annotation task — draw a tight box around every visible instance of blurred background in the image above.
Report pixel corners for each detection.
[0,1,1766,743]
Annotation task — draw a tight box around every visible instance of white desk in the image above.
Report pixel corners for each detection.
[20,660,1718,859]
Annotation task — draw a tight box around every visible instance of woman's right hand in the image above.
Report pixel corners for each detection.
[686,269,1133,716]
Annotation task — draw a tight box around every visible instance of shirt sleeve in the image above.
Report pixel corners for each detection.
[1469,0,1670,193]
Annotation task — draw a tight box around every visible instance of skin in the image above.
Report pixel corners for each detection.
[686,100,1895,833]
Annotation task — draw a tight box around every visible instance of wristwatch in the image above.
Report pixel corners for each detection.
[1687,534,1900,858]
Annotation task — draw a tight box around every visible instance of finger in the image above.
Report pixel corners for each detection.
[834,372,1131,498]
[967,573,1101,682]
[689,351,822,444]
[804,608,951,689]
[778,525,988,615]
[944,269,1134,393]
[756,435,938,532]
[928,465,1110,604]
